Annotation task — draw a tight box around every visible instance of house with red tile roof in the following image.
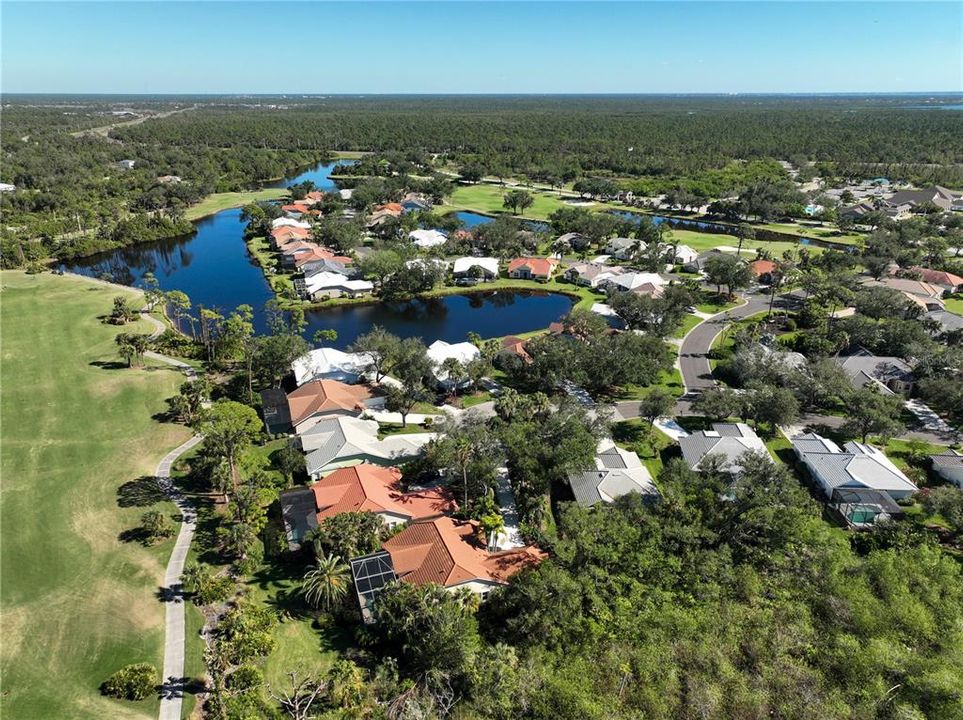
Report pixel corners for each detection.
[292,247,353,269]
[374,202,403,216]
[499,336,532,363]
[910,267,963,293]
[281,202,311,216]
[748,259,777,283]
[286,379,377,433]
[270,226,312,247]
[507,256,559,281]
[380,516,544,595]
[305,191,325,203]
[279,464,457,550]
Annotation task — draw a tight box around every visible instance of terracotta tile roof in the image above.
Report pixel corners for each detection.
[279,240,319,255]
[507,257,559,277]
[312,464,455,522]
[271,226,312,243]
[293,247,353,267]
[383,516,545,588]
[282,202,310,213]
[500,336,532,362]
[749,259,777,276]
[306,191,325,201]
[287,379,373,426]
[375,203,403,216]
[911,267,963,288]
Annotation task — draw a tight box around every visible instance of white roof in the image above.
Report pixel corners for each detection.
[427,340,480,368]
[673,244,698,261]
[590,303,618,318]
[291,347,373,386]
[339,188,353,200]
[271,217,311,230]
[405,258,450,270]
[304,272,373,294]
[606,272,666,291]
[453,257,499,275]
[409,229,448,248]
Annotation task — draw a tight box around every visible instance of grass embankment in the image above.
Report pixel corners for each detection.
[0,271,189,720]
[666,228,824,259]
[756,221,865,246]
[447,184,572,221]
[185,188,288,222]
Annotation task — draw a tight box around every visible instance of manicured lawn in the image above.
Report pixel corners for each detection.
[185,188,288,221]
[671,313,704,339]
[447,184,570,221]
[0,271,190,719]
[668,228,824,258]
[944,297,963,315]
[611,419,676,477]
[756,222,865,246]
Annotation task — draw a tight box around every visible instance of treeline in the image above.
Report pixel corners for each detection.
[113,96,963,179]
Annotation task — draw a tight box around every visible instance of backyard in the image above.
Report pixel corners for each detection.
[0,271,190,719]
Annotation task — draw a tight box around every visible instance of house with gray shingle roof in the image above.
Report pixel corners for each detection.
[568,440,660,508]
[678,423,770,476]
[930,449,963,489]
[834,349,915,397]
[792,432,918,500]
[299,416,434,479]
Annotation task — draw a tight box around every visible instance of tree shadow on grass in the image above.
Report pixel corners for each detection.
[118,527,151,545]
[117,476,166,507]
[249,559,314,621]
[89,360,129,370]
[157,675,206,701]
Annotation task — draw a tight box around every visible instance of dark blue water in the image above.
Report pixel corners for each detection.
[453,211,549,233]
[265,160,347,190]
[62,161,572,341]
[309,290,572,349]
[607,209,732,233]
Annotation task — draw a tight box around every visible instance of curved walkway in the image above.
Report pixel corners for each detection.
[140,306,204,720]
[157,434,204,720]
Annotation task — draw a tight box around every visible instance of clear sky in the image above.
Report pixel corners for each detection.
[2,1,961,94]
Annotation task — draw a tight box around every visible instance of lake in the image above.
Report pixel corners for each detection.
[453,210,549,233]
[607,209,733,234]
[62,161,572,342]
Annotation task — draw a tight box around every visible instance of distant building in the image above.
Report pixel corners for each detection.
[452,257,499,280]
[116,159,136,170]
[291,348,373,386]
[0,182,15,193]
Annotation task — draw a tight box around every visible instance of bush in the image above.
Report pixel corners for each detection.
[101,663,157,701]
[140,510,175,543]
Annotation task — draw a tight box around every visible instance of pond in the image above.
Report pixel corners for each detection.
[453,210,549,233]
[607,209,734,234]
[61,161,573,342]
[305,290,573,349]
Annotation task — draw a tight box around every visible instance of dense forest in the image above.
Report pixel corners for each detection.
[2,95,962,266]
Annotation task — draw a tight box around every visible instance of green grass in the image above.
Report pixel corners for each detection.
[611,419,676,477]
[0,271,190,720]
[944,297,963,315]
[756,221,865,246]
[447,184,570,221]
[765,432,795,465]
[185,188,289,221]
[671,313,704,339]
[667,228,823,258]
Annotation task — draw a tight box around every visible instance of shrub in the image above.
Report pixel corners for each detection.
[140,510,175,543]
[101,663,157,701]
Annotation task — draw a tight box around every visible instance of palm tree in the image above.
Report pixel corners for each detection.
[302,555,350,611]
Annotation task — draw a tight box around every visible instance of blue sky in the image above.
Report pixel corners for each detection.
[2,2,961,94]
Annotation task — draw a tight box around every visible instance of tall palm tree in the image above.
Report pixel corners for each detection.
[302,555,350,611]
